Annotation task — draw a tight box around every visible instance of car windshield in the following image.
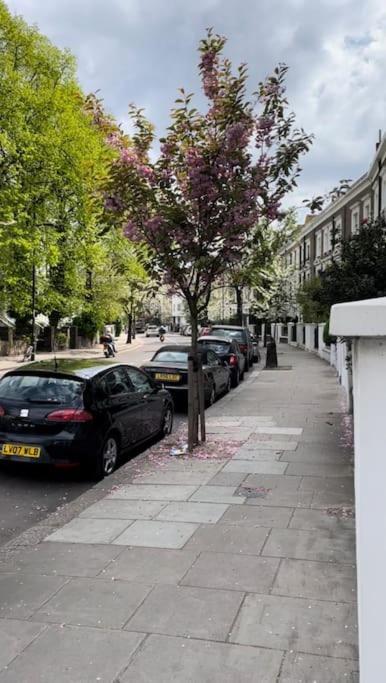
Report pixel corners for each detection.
[0,374,84,405]
[198,340,230,354]
[213,329,245,342]
[153,350,188,362]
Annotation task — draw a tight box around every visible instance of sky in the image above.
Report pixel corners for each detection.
[7,0,386,214]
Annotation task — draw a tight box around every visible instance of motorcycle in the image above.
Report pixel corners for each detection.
[159,334,165,343]
[103,341,115,358]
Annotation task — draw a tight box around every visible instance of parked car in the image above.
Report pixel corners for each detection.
[183,325,192,337]
[145,325,160,338]
[210,325,254,370]
[141,345,231,406]
[0,360,173,480]
[198,335,246,387]
[251,335,261,363]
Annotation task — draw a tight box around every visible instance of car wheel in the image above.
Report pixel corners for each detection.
[91,435,119,481]
[232,369,240,388]
[206,381,216,407]
[161,404,173,436]
[225,375,231,394]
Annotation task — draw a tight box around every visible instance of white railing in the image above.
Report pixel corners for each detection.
[330,296,386,683]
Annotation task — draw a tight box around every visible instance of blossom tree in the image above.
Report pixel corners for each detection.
[98,30,312,449]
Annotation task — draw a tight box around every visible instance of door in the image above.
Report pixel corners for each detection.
[98,367,143,448]
[125,366,163,438]
[206,350,227,393]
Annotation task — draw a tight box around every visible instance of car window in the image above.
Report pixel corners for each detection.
[125,367,153,392]
[0,374,84,405]
[213,328,246,343]
[198,340,230,354]
[101,368,132,397]
[153,350,188,362]
[206,350,220,366]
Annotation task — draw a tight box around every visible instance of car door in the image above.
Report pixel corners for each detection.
[206,350,227,393]
[125,366,163,438]
[97,367,143,448]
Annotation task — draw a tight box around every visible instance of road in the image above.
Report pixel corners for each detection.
[0,333,188,547]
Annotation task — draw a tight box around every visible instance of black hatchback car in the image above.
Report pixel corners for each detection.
[0,359,174,479]
[198,336,246,387]
[210,325,254,370]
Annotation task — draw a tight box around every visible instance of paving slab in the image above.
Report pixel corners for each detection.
[300,475,354,494]
[207,471,247,486]
[0,573,66,619]
[263,528,356,564]
[279,651,359,682]
[0,619,46,670]
[242,473,302,491]
[101,547,198,584]
[286,462,353,477]
[219,504,292,528]
[253,427,302,435]
[246,437,298,450]
[120,633,283,682]
[272,558,357,602]
[0,624,144,683]
[289,507,355,531]
[132,469,213,485]
[181,551,279,593]
[155,502,229,524]
[189,485,246,504]
[106,484,198,501]
[112,520,198,548]
[44,517,132,544]
[230,593,358,659]
[184,523,269,555]
[246,490,313,508]
[125,584,243,641]
[233,448,282,461]
[312,490,355,508]
[223,459,288,475]
[79,499,167,520]
[32,577,152,628]
[0,542,122,577]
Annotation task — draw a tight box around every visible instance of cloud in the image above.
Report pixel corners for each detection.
[7,0,386,209]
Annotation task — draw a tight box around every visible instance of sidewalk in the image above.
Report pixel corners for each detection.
[0,334,143,373]
[0,345,358,682]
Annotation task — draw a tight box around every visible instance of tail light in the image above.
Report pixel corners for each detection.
[229,354,238,366]
[47,409,93,423]
[0,405,4,417]
[239,344,247,353]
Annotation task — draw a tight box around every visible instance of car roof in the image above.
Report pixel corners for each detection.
[153,345,190,354]
[198,336,232,343]
[4,359,123,380]
[211,325,245,331]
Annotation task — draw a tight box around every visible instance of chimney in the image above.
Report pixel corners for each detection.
[376,129,382,151]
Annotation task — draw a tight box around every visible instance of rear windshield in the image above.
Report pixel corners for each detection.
[213,328,246,342]
[153,350,188,362]
[0,374,84,405]
[198,340,231,354]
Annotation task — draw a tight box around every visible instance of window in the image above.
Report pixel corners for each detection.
[101,368,132,396]
[198,340,230,354]
[0,374,84,405]
[305,241,310,261]
[351,208,360,234]
[316,232,322,257]
[153,350,188,362]
[126,367,153,392]
[363,199,371,220]
[323,226,331,253]
[206,350,220,366]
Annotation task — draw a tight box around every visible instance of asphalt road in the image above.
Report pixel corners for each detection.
[0,333,188,547]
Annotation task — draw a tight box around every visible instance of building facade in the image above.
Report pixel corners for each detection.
[282,133,386,317]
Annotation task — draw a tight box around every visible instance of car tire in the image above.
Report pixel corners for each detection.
[231,369,240,388]
[90,434,120,481]
[224,375,231,394]
[205,381,216,407]
[160,404,173,437]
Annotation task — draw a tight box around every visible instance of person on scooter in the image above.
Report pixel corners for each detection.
[101,331,115,357]
[158,324,166,341]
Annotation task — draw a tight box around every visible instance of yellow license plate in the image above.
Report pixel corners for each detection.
[155,373,181,382]
[1,444,41,458]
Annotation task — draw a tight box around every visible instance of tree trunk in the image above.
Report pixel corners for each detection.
[235,286,243,325]
[188,310,204,452]
[126,311,132,344]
